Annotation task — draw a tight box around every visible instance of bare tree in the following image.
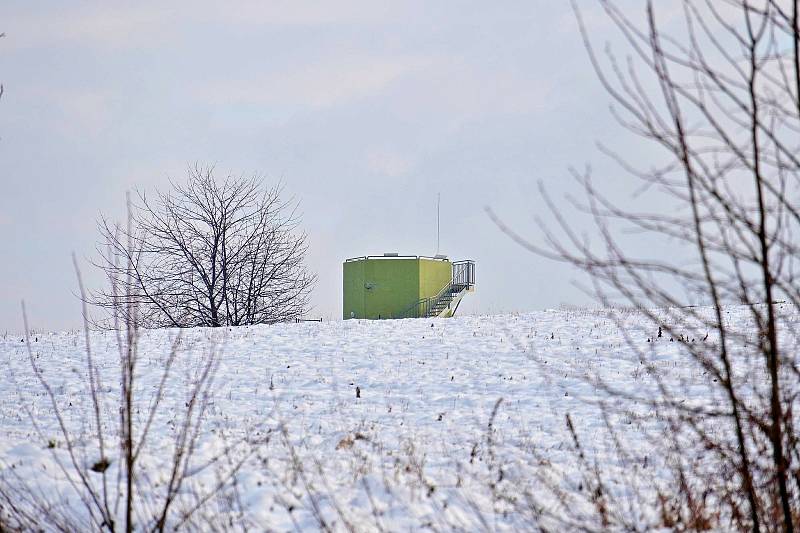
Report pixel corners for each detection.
[490,0,800,530]
[93,166,316,328]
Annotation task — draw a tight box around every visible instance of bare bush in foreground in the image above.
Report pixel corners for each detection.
[0,228,258,531]
[491,0,800,530]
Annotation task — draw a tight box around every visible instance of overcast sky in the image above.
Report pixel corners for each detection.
[1,1,674,331]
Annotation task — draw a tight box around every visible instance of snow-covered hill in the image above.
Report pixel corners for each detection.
[1,304,792,530]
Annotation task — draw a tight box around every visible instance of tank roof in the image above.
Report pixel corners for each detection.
[344,254,449,262]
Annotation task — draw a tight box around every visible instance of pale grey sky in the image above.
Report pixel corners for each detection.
[1,1,671,331]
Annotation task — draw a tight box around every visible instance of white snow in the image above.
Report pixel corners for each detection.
[1,304,794,530]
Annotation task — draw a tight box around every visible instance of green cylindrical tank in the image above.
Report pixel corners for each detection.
[343,254,471,320]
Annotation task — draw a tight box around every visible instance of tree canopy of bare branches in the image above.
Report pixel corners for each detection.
[94,166,315,328]
[490,0,800,530]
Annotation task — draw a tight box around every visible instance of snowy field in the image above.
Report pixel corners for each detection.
[1,304,794,530]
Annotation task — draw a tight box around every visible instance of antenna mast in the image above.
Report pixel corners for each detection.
[436,192,440,255]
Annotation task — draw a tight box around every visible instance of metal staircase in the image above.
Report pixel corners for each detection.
[401,260,475,318]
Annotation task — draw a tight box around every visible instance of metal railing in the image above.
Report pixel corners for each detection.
[399,280,452,318]
[452,260,475,290]
[344,254,452,263]
[398,260,475,318]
